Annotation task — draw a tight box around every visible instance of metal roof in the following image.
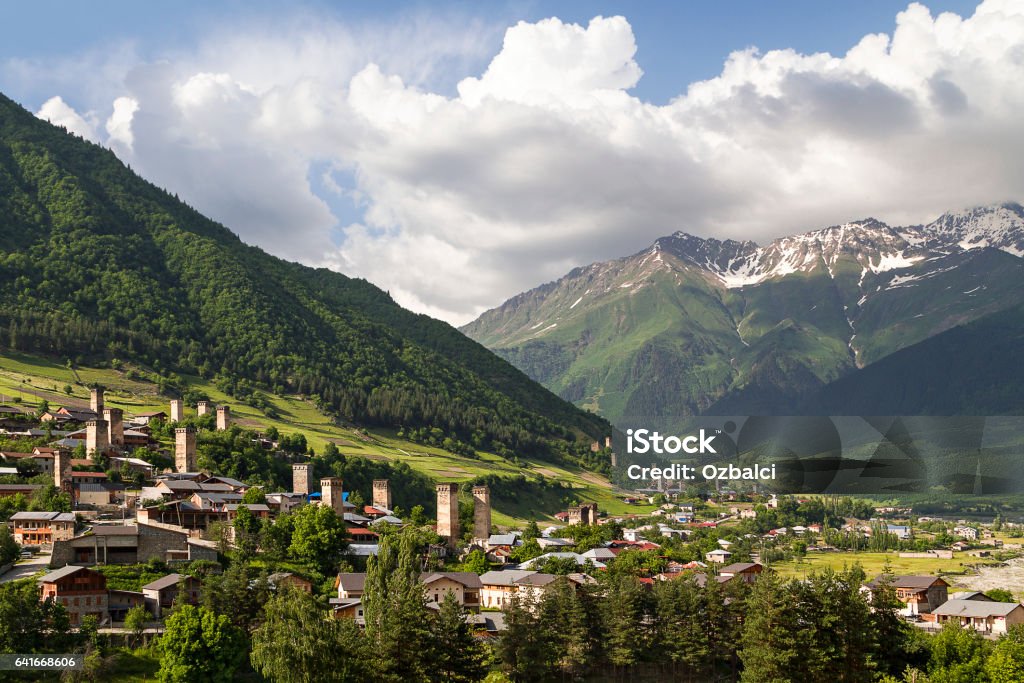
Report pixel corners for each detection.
[933,599,1023,618]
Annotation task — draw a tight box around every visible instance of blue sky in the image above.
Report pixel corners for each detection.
[1,1,1019,325]
[1,0,980,106]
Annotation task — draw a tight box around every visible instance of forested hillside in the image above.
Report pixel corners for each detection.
[0,93,609,464]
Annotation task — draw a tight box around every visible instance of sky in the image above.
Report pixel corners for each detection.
[2,0,1021,325]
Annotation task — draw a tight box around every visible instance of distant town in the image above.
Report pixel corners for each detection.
[4,390,1024,680]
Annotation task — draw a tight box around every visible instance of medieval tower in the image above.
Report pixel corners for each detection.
[216,405,230,431]
[472,485,491,542]
[170,399,184,422]
[175,427,197,473]
[292,463,312,496]
[436,482,460,546]
[90,387,104,414]
[372,479,392,511]
[86,419,109,456]
[103,407,124,447]
[321,477,345,515]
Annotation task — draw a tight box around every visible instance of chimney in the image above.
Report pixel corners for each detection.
[321,478,345,515]
[170,399,184,422]
[292,463,311,496]
[90,387,104,414]
[175,427,197,473]
[472,485,491,542]
[436,483,460,547]
[103,408,124,447]
[86,419,109,456]
[216,406,230,431]
[196,401,210,417]
[372,479,392,511]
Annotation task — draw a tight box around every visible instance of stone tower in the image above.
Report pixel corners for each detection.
[472,485,491,542]
[170,399,184,422]
[216,406,230,431]
[103,408,124,447]
[372,479,392,511]
[86,419,109,456]
[568,505,583,525]
[605,436,612,449]
[436,482,460,546]
[196,401,210,417]
[292,463,312,496]
[321,478,345,515]
[90,387,104,414]
[53,448,71,491]
[175,427,197,473]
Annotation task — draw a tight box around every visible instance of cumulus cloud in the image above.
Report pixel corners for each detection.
[23,1,1024,325]
[36,96,100,142]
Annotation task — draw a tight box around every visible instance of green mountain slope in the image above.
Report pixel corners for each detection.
[464,208,1024,427]
[0,92,608,463]
[806,303,1024,415]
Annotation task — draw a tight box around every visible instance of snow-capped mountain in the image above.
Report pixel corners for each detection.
[462,203,1024,429]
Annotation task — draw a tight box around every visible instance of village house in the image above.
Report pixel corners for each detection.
[268,572,312,593]
[108,455,154,477]
[335,573,366,600]
[142,573,202,619]
[9,511,76,545]
[582,547,617,563]
[706,548,732,564]
[519,552,605,570]
[108,590,146,623]
[864,575,950,616]
[719,562,763,584]
[954,526,980,541]
[38,565,108,626]
[932,599,1024,635]
[422,572,483,610]
[0,450,54,474]
[478,570,593,608]
[0,483,42,499]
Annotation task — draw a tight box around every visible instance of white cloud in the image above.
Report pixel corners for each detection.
[22,1,1024,325]
[36,96,100,142]
[105,96,138,150]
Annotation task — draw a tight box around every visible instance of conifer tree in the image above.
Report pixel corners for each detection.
[428,592,488,683]
[738,572,800,682]
[363,528,431,682]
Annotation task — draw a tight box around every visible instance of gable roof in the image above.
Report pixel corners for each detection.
[336,572,367,592]
[39,565,93,583]
[480,570,535,586]
[933,599,1023,618]
[720,563,762,575]
[142,573,197,592]
[487,533,518,546]
[867,575,949,590]
[421,572,483,589]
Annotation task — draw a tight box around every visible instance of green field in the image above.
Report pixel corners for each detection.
[771,550,1004,589]
[0,351,653,526]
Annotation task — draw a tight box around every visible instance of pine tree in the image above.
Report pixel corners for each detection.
[363,528,431,682]
[653,575,710,681]
[601,574,649,673]
[738,572,800,682]
[428,592,488,683]
[540,577,592,678]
